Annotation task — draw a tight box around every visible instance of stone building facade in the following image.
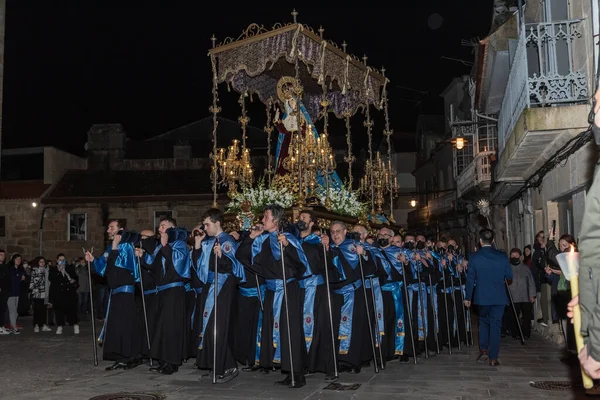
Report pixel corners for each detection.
[0,147,86,259]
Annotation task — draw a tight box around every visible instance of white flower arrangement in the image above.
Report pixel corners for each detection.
[318,185,367,218]
[226,182,296,215]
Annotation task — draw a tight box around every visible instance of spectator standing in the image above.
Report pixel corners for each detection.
[49,254,79,335]
[75,257,90,316]
[6,254,25,333]
[29,257,51,332]
[508,248,536,339]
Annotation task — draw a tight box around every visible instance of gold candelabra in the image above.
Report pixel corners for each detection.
[288,125,336,205]
[359,152,399,214]
[215,139,254,198]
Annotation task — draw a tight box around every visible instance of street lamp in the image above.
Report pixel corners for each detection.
[31,202,38,208]
[410,198,417,208]
[451,136,467,150]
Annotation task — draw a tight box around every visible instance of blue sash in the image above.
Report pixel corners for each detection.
[365,277,385,345]
[266,278,295,363]
[197,232,246,284]
[198,271,230,350]
[333,279,362,355]
[156,281,185,292]
[143,288,157,295]
[98,284,135,343]
[408,281,428,341]
[426,283,439,335]
[93,244,140,282]
[299,274,325,351]
[251,231,312,278]
[381,281,405,355]
[252,285,267,365]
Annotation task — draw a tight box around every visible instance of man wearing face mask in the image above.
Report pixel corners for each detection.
[375,228,412,362]
[507,249,536,340]
[402,233,429,355]
[295,210,341,381]
[352,225,387,366]
[416,234,441,354]
[447,239,469,347]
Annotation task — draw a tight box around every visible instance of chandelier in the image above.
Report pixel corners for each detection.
[359,151,398,214]
[288,125,336,206]
[215,139,254,198]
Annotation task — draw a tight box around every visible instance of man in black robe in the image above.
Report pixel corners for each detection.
[296,210,339,381]
[236,204,309,388]
[85,220,142,371]
[144,217,190,375]
[135,230,159,365]
[192,208,245,383]
[322,221,376,374]
[231,226,267,372]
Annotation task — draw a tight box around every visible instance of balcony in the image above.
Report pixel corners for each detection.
[456,151,494,198]
[493,18,590,202]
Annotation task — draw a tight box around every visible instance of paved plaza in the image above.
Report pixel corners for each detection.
[0,316,590,400]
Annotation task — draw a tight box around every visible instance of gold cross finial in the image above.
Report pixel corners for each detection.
[362,55,368,65]
[342,41,347,52]
[381,66,386,76]
[318,26,324,39]
[210,34,217,48]
[291,9,298,23]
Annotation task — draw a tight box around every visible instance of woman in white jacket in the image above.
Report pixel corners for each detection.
[29,257,51,332]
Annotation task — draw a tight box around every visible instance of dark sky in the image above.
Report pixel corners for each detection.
[3,2,491,156]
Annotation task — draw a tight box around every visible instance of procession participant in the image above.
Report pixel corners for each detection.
[193,208,246,383]
[375,228,411,362]
[144,217,190,375]
[296,210,342,381]
[416,234,441,355]
[231,225,267,372]
[85,220,142,371]
[135,230,159,365]
[236,204,311,388]
[352,224,386,365]
[436,239,455,350]
[323,221,377,374]
[447,239,469,347]
[403,233,428,356]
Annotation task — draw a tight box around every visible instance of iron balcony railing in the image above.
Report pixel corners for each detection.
[456,151,495,197]
[498,18,588,155]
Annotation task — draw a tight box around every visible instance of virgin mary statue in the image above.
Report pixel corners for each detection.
[273,76,341,190]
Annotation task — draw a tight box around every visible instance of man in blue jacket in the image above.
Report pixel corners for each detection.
[464,229,513,366]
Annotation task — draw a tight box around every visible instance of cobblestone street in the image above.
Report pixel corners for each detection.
[0,316,590,400]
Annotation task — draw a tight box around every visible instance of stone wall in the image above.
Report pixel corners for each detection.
[37,199,225,261]
[0,200,42,260]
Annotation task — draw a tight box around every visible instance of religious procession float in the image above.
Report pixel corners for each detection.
[206,10,403,235]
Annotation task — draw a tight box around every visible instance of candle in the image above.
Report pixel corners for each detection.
[567,244,593,389]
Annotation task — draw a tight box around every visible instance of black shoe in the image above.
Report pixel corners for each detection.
[275,374,292,386]
[325,375,338,383]
[399,355,410,363]
[159,363,177,375]
[258,367,270,374]
[124,358,143,370]
[242,365,262,372]
[105,361,127,371]
[289,374,306,389]
[216,368,239,384]
[149,361,165,373]
[200,371,214,380]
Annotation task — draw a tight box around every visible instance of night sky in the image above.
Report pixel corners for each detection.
[3,2,491,156]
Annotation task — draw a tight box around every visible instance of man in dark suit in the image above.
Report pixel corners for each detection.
[464,229,513,366]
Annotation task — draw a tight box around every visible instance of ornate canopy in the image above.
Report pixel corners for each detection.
[208,21,388,121]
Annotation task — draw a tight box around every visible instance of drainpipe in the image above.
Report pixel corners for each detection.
[505,205,511,251]
[38,206,50,255]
